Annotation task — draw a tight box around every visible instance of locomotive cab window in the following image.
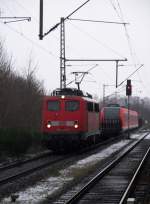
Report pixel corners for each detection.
[65,100,79,111]
[94,103,99,112]
[87,102,93,112]
[47,100,60,111]
[104,108,119,119]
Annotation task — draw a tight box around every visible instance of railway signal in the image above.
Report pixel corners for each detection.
[126,79,132,139]
[126,79,132,96]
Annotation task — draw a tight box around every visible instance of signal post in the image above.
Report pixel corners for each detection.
[126,79,132,139]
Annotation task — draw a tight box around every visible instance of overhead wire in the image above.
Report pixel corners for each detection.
[66,1,129,97]
[66,63,98,67]
[108,0,122,19]
[68,17,129,25]
[66,64,98,86]
[1,0,23,32]
[69,21,126,59]
[1,0,16,16]
[43,0,91,37]
[0,0,61,59]
[116,0,149,97]
[113,0,141,67]
[66,62,115,89]
[14,0,38,22]
[105,84,126,99]
[1,0,57,57]
[1,0,93,92]
[109,0,139,69]
[14,0,83,59]
[2,0,147,97]
[135,70,150,96]
[0,21,59,59]
[107,0,147,98]
[116,0,137,66]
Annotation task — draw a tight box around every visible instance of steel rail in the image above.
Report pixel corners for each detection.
[0,136,120,186]
[0,151,52,172]
[119,145,150,204]
[0,155,69,186]
[65,132,150,204]
[0,133,123,174]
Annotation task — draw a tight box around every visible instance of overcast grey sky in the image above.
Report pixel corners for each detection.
[0,0,150,99]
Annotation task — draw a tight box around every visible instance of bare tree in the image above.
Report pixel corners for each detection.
[0,40,45,130]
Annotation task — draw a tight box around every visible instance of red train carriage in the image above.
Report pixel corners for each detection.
[41,88,101,151]
[100,104,139,136]
[120,107,139,131]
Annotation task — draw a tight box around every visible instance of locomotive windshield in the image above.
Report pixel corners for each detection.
[47,100,60,111]
[104,107,120,119]
[65,100,79,111]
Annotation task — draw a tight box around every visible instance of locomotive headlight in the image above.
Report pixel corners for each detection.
[61,95,65,99]
[74,121,78,128]
[47,121,51,128]
[74,124,78,128]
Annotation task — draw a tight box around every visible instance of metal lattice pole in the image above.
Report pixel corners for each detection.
[60,17,66,89]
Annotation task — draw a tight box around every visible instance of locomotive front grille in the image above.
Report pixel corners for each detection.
[51,121,75,126]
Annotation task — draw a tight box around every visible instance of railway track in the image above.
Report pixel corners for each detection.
[0,152,69,186]
[126,143,150,203]
[0,136,122,188]
[0,150,52,172]
[0,134,128,202]
[0,134,122,188]
[0,130,147,203]
[54,132,150,204]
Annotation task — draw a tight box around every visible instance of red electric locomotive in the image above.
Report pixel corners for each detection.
[41,88,101,151]
[100,104,139,136]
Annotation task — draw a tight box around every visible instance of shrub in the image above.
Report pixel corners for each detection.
[0,128,32,157]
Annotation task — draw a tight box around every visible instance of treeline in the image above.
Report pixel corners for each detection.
[0,41,44,130]
[0,41,45,156]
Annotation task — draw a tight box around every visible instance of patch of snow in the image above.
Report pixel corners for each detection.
[60,140,129,176]
[130,133,143,139]
[130,134,140,139]
[145,133,150,139]
[2,177,73,204]
[130,132,150,140]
